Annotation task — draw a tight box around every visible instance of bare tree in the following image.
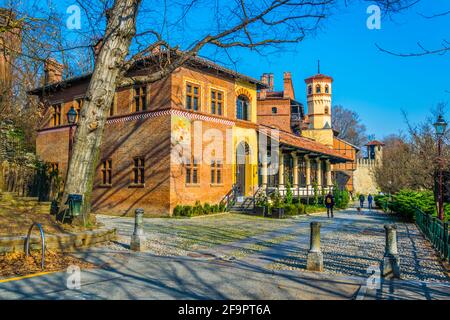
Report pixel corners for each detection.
[332,105,368,149]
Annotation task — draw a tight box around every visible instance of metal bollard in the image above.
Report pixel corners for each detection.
[381,224,401,278]
[130,208,145,251]
[306,222,323,272]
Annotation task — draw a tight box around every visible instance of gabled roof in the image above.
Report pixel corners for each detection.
[258,125,353,162]
[366,140,385,146]
[304,73,333,83]
[29,51,267,96]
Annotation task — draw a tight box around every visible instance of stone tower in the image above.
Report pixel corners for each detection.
[353,140,385,195]
[301,71,334,147]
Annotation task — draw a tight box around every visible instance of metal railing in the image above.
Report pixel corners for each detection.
[221,184,238,211]
[25,223,46,270]
[415,208,449,263]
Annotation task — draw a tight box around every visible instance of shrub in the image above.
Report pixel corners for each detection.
[203,203,211,215]
[193,201,204,216]
[285,181,293,205]
[271,189,283,208]
[181,205,194,217]
[219,202,227,212]
[173,205,183,217]
[284,203,297,216]
[296,202,306,215]
[312,183,319,205]
[333,185,350,209]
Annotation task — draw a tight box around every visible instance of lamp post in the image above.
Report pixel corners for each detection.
[433,115,447,221]
[67,106,77,164]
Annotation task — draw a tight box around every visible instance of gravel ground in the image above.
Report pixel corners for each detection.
[98,213,297,256]
[267,211,449,283]
[97,209,449,283]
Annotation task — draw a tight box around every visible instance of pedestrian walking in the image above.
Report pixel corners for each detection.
[325,192,335,218]
[359,194,365,209]
[368,194,373,210]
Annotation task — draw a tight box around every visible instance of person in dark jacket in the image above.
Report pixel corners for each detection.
[359,194,365,208]
[325,192,335,218]
[368,194,373,210]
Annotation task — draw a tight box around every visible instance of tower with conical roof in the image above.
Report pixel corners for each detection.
[301,63,334,146]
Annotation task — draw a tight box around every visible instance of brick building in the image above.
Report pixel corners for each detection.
[30,54,352,216]
[256,71,358,192]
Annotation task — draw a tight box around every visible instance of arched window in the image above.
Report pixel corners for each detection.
[272,107,277,114]
[316,85,321,94]
[236,95,250,121]
[307,85,312,95]
[325,85,329,94]
[324,106,329,114]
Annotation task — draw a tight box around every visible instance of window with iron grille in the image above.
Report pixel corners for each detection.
[101,159,112,186]
[211,89,223,115]
[133,86,147,112]
[132,157,145,185]
[186,157,199,184]
[186,83,200,111]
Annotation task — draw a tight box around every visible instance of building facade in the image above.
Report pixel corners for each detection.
[256,71,358,192]
[31,55,352,216]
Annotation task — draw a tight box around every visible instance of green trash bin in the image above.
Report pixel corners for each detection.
[66,194,83,217]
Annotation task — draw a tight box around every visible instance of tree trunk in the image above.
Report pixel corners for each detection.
[60,0,141,225]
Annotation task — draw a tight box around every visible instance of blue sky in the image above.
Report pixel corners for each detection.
[8,0,450,139]
[231,2,450,139]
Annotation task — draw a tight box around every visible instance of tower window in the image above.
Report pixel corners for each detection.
[272,107,277,114]
[325,85,329,94]
[324,106,329,114]
[316,85,321,94]
[308,85,312,95]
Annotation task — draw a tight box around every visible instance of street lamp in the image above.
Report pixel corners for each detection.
[433,115,447,221]
[67,106,77,164]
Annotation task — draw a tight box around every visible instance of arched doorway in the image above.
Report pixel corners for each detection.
[236,141,250,196]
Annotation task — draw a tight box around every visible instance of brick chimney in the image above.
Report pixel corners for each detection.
[267,73,274,91]
[283,72,295,99]
[44,58,63,84]
[259,73,269,99]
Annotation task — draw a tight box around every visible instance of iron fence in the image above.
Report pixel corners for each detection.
[415,208,449,263]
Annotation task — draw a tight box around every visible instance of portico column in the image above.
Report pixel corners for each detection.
[292,152,298,187]
[305,155,311,186]
[316,158,322,188]
[325,159,332,188]
[278,149,284,188]
[261,148,268,187]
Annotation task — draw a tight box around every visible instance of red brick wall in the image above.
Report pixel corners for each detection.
[257,98,291,131]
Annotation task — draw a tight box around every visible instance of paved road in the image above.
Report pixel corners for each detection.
[0,208,449,300]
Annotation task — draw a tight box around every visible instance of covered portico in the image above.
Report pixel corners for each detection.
[258,128,352,197]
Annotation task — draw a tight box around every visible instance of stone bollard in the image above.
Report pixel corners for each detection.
[306,222,323,272]
[130,208,145,251]
[381,224,401,278]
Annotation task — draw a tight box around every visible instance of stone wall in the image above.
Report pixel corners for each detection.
[353,162,379,195]
[0,228,117,254]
